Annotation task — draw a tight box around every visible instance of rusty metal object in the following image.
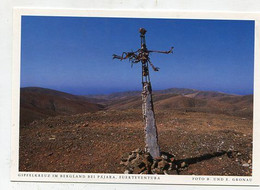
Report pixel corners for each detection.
[113,28,173,158]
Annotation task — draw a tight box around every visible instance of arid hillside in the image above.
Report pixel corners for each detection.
[20,87,104,126]
[19,87,253,176]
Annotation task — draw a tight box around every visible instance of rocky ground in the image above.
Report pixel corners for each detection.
[19,109,253,176]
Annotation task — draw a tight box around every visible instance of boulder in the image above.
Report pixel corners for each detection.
[120,149,177,175]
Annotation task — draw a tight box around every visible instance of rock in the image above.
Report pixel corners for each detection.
[144,152,152,159]
[242,163,250,167]
[167,169,178,175]
[131,158,143,168]
[48,152,53,156]
[121,158,128,162]
[151,161,158,169]
[132,148,142,154]
[133,166,146,174]
[152,168,164,174]
[128,153,137,162]
[141,170,149,174]
[124,170,130,174]
[120,160,128,166]
[143,158,152,173]
[121,152,129,160]
[180,162,187,168]
[130,153,140,164]
[142,157,152,166]
[154,157,162,161]
[120,149,177,175]
[248,159,252,164]
[158,160,168,170]
[49,135,56,140]
[168,163,173,170]
[161,154,168,160]
[170,157,175,162]
[82,123,89,127]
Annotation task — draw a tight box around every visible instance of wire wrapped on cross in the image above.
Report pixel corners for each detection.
[112,28,174,159]
[112,40,173,72]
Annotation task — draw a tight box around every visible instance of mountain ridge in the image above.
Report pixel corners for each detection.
[84,87,243,101]
[20,87,104,126]
[20,87,253,126]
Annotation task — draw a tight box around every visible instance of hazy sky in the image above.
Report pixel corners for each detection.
[21,16,254,95]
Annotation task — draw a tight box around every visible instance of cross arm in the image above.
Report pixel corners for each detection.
[112,50,139,60]
[148,46,174,54]
[112,52,129,60]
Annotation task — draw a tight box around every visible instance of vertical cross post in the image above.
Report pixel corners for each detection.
[139,29,160,158]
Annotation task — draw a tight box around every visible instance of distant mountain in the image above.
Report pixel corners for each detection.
[20,87,104,126]
[85,90,141,102]
[83,88,198,104]
[105,89,253,118]
[84,88,233,101]
[20,87,253,126]
[155,88,199,95]
[186,91,235,99]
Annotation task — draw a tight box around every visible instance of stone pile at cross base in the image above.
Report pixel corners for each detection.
[120,148,187,175]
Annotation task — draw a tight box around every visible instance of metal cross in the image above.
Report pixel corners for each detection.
[113,28,173,158]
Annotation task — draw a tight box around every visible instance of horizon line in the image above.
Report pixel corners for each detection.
[20,86,253,96]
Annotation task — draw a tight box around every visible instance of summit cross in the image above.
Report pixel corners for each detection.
[113,28,174,158]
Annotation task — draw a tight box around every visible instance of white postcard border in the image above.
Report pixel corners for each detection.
[11,8,260,186]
